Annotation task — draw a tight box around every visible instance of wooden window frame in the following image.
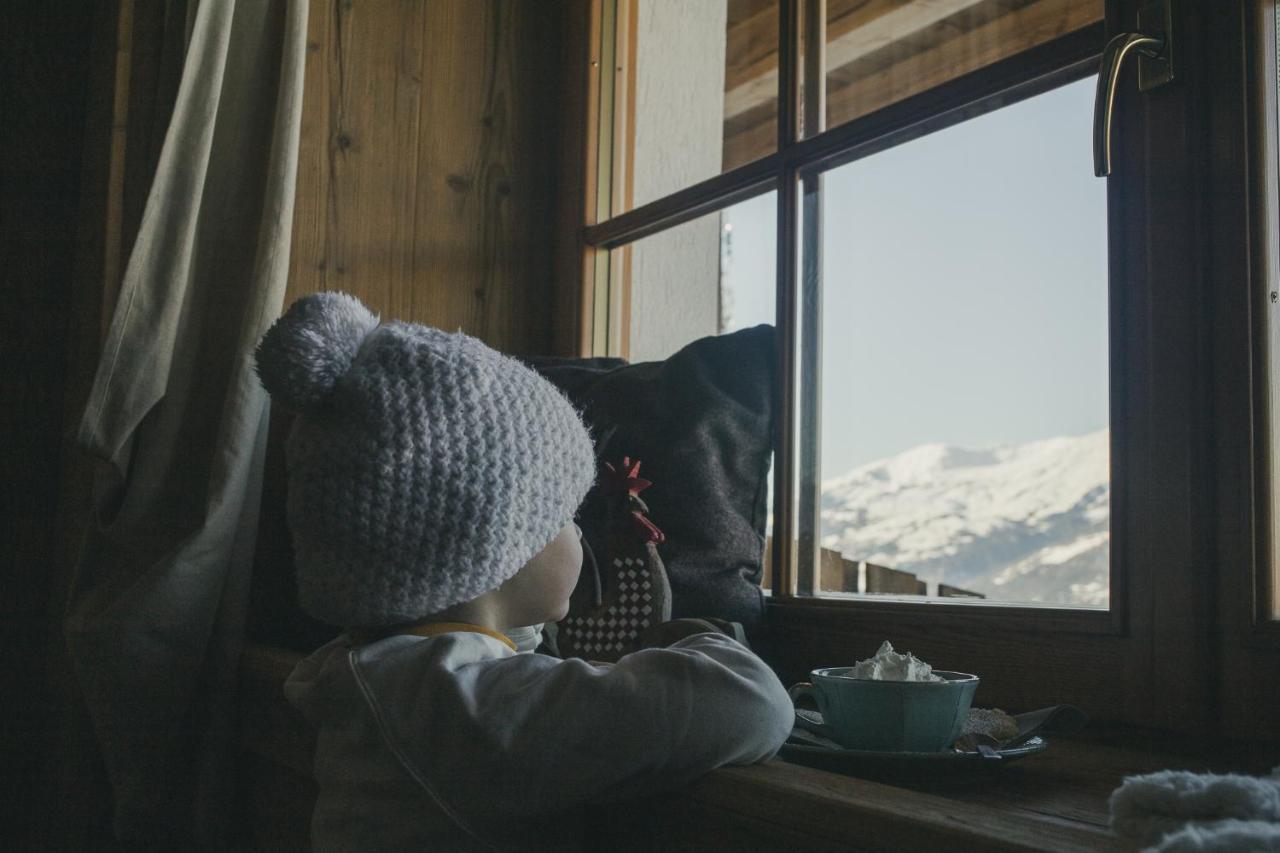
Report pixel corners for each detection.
[570,0,1280,739]
[1211,0,1280,741]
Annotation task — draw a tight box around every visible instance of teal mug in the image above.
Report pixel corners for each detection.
[789,667,979,752]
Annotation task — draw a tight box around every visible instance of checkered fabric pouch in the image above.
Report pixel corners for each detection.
[553,455,672,663]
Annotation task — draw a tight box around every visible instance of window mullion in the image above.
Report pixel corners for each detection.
[796,173,823,597]
[772,0,802,596]
[794,0,826,596]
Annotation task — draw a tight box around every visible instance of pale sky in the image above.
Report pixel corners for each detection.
[721,76,1109,479]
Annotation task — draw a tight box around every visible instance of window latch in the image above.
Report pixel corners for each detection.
[1093,0,1175,177]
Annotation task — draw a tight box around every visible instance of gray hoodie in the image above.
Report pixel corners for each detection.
[285,629,795,852]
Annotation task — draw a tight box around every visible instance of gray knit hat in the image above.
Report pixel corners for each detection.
[254,292,596,626]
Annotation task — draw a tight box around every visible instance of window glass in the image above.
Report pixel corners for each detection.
[817,0,1104,136]
[621,192,776,360]
[616,194,778,590]
[811,77,1110,607]
[620,0,779,212]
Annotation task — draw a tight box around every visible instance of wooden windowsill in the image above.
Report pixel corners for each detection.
[238,643,1279,852]
[591,727,1280,851]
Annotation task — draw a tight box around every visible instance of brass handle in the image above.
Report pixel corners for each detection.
[1093,32,1165,177]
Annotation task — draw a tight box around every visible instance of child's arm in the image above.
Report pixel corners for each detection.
[354,631,794,820]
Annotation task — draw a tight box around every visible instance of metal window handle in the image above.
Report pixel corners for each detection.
[1093,1,1175,177]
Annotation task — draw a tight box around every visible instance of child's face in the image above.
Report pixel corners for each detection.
[495,521,583,627]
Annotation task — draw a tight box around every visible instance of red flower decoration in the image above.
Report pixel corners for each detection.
[598,457,665,544]
[599,456,653,496]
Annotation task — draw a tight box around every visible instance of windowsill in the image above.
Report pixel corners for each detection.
[593,757,1124,852]
[239,643,1280,852]
[591,727,1279,851]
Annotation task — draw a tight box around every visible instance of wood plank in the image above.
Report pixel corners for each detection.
[725,0,991,123]
[552,0,599,357]
[727,0,967,92]
[939,583,986,598]
[615,759,1127,852]
[723,0,782,107]
[286,1,564,357]
[865,561,923,595]
[819,547,857,592]
[284,0,332,305]
[319,0,425,321]
[728,0,778,30]
[723,0,1101,169]
[824,0,1100,127]
[410,1,563,354]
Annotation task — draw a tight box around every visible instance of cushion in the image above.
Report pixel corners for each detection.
[250,326,777,649]
[526,324,776,632]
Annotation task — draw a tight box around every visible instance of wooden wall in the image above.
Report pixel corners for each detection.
[286,0,573,356]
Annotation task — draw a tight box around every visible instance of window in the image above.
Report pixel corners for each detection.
[812,79,1109,607]
[1270,3,1280,620]
[614,193,776,361]
[574,0,1280,736]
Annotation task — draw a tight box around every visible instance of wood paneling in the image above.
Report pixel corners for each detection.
[722,0,1102,169]
[725,0,990,122]
[552,0,600,358]
[287,0,569,357]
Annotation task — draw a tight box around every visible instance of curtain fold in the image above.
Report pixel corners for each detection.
[64,0,309,843]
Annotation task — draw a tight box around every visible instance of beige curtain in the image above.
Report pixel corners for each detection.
[65,0,308,844]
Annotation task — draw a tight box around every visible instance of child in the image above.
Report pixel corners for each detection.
[254,292,795,852]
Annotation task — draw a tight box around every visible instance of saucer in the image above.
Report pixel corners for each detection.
[780,708,1050,782]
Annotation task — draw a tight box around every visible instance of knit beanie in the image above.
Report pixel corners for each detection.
[253,292,596,626]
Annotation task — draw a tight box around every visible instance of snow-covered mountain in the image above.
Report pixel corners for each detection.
[820,430,1109,606]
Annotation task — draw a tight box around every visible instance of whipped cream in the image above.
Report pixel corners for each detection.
[850,641,943,682]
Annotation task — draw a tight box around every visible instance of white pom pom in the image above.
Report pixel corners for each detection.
[255,291,380,412]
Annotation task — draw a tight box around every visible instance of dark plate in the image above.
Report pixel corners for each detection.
[779,735,1048,782]
[780,708,1051,782]
[779,703,1086,782]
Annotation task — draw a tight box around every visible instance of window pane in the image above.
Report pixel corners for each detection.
[815,77,1109,608]
[623,192,776,360]
[620,0,779,212]
[614,194,778,590]
[818,0,1103,134]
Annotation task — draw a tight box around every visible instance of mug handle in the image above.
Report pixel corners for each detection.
[787,682,838,741]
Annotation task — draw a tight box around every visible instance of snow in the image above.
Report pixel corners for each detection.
[820,429,1110,606]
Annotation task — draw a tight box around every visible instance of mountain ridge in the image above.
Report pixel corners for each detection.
[820,429,1109,606]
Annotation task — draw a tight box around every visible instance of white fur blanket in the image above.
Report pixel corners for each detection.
[1110,766,1280,851]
